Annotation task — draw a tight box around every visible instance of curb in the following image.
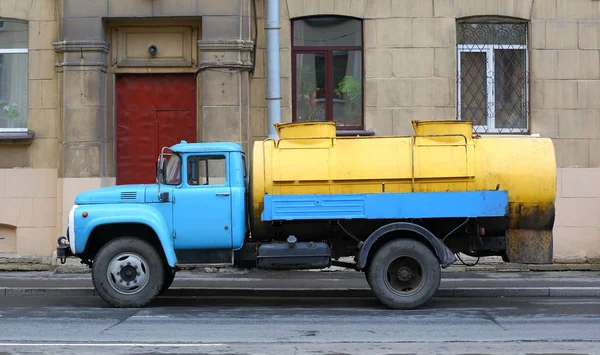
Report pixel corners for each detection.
[2,287,600,298]
[4,262,600,273]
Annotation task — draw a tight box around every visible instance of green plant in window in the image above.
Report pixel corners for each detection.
[296,65,325,121]
[335,76,362,125]
[3,103,19,119]
[336,76,361,103]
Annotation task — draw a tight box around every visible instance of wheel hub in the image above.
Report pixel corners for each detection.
[119,265,138,282]
[107,253,149,295]
[397,266,413,282]
[385,256,426,296]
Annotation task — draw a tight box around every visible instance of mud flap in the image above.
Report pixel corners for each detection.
[439,242,457,268]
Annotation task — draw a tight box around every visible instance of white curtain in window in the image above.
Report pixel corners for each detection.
[0,19,28,131]
[1,53,28,129]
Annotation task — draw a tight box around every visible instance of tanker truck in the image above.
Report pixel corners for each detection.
[56,120,556,309]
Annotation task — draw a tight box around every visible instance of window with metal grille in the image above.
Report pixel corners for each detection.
[457,19,529,134]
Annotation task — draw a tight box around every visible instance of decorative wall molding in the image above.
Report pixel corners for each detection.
[197,40,255,52]
[52,41,109,72]
[198,61,254,71]
[110,26,198,68]
[53,40,110,54]
[197,40,254,71]
[54,62,108,73]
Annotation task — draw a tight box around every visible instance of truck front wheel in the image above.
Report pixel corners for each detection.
[366,239,441,310]
[92,237,165,308]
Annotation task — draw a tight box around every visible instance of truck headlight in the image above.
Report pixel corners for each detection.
[68,204,78,254]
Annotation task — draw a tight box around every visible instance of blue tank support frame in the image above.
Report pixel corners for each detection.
[261,190,509,222]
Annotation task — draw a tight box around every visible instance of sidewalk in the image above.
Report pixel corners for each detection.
[1,268,599,298]
[2,253,600,299]
[3,252,600,272]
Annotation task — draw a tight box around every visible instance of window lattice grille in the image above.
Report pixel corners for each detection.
[457,22,529,134]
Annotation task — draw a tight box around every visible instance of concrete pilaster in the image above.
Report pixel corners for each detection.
[53,40,109,178]
[197,39,254,153]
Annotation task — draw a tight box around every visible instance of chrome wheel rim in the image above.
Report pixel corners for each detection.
[106,252,150,295]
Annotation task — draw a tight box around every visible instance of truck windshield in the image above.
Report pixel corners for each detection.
[164,153,182,185]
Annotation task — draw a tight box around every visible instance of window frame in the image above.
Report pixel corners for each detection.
[0,19,29,133]
[457,43,529,133]
[186,154,228,187]
[291,16,365,131]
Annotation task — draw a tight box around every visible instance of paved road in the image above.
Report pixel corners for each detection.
[0,296,599,354]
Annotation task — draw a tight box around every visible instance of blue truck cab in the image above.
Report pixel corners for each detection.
[58,141,250,307]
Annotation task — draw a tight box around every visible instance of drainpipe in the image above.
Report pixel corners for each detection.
[265,0,281,139]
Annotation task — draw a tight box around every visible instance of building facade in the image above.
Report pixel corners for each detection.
[0,0,599,263]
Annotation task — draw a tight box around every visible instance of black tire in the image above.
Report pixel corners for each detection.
[159,268,176,296]
[366,238,441,310]
[92,237,165,308]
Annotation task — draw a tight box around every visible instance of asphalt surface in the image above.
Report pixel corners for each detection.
[0,296,599,354]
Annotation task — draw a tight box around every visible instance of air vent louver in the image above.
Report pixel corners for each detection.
[120,192,137,200]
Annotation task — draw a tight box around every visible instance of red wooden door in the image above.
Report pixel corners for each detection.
[116,74,196,185]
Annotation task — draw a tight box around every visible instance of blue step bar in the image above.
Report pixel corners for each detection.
[261,190,509,221]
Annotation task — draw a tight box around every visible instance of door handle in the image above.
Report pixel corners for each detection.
[216,192,230,197]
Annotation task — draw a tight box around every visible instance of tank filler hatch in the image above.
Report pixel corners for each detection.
[274,121,336,139]
[411,120,474,140]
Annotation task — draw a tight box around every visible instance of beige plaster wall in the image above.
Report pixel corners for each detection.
[554,168,600,262]
[250,0,600,262]
[1,0,598,261]
[0,168,58,255]
[0,0,60,169]
[254,0,600,146]
[59,177,115,234]
[0,1,60,257]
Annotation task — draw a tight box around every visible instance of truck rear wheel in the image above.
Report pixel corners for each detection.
[366,239,441,310]
[92,237,165,308]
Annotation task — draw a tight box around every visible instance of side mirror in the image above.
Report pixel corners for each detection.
[156,157,167,184]
[160,158,167,182]
[159,191,169,202]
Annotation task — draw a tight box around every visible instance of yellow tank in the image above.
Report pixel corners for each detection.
[251,120,556,261]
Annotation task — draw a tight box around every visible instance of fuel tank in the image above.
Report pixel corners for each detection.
[250,120,556,250]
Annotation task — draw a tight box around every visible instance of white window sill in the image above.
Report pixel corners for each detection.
[0,128,29,133]
[0,131,35,144]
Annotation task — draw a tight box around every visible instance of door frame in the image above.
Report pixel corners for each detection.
[105,18,202,182]
[172,151,234,250]
[113,73,199,185]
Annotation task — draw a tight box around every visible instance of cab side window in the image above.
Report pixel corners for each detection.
[188,155,227,186]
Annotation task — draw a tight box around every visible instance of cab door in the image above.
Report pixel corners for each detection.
[172,153,233,250]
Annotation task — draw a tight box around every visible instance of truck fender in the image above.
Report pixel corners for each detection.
[356,222,456,270]
[75,205,177,267]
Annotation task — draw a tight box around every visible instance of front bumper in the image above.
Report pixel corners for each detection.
[56,204,78,264]
[56,236,73,264]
